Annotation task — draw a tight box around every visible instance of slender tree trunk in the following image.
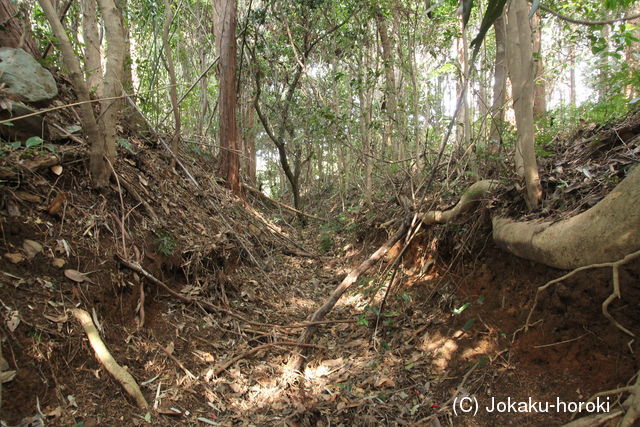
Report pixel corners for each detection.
[215,0,241,196]
[457,19,471,151]
[38,0,111,188]
[489,14,507,144]
[95,0,125,186]
[504,0,542,209]
[625,5,640,99]
[569,44,576,107]
[532,11,546,119]
[375,12,397,160]
[162,0,181,153]
[81,0,102,96]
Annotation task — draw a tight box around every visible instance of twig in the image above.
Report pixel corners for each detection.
[214,341,323,376]
[533,334,587,349]
[70,308,148,408]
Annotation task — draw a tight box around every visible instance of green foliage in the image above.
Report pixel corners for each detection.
[154,231,176,255]
[2,137,57,157]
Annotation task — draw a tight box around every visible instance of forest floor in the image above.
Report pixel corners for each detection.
[1,105,640,425]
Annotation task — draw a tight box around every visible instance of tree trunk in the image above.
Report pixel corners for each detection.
[375,12,397,160]
[162,0,181,153]
[38,0,107,187]
[504,0,542,209]
[80,0,102,96]
[0,0,40,58]
[456,18,471,151]
[532,11,546,120]
[215,0,241,196]
[95,0,125,186]
[569,43,576,107]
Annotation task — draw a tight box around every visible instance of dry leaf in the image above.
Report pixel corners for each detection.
[4,252,24,264]
[44,313,68,323]
[374,376,396,388]
[50,165,63,176]
[47,192,67,217]
[51,258,66,268]
[22,239,43,259]
[64,269,88,283]
[46,407,63,418]
[15,191,41,203]
[0,370,16,383]
[164,341,175,356]
[6,310,20,332]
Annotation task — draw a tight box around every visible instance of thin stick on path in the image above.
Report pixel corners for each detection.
[286,220,411,374]
[70,308,148,408]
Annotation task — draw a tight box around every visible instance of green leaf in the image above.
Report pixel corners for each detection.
[144,412,152,423]
[476,295,485,304]
[452,302,471,315]
[9,141,21,149]
[462,318,476,331]
[25,136,44,148]
[404,362,415,370]
[2,121,14,126]
[477,355,489,369]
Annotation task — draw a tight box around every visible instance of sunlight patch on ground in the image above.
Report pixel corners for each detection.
[419,330,459,371]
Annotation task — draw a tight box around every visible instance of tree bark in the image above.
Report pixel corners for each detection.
[493,165,640,270]
[532,11,546,120]
[37,0,107,188]
[489,15,507,144]
[215,0,241,196]
[95,0,125,187]
[81,0,102,96]
[504,0,542,209]
[162,0,181,153]
[375,12,398,160]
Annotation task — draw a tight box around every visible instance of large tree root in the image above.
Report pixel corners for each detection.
[493,164,640,270]
[71,309,148,409]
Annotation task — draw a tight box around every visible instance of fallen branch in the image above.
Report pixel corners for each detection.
[70,308,148,409]
[215,341,323,376]
[285,221,411,374]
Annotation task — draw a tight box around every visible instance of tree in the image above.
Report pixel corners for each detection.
[38,0,125,188]
[215,0,241,196]
[504,0,542,208]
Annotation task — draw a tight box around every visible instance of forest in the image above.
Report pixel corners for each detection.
[0,0,640,425]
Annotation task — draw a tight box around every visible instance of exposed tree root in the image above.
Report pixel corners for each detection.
[522,249,640,337]
[418,179,500,225]
[493,164,640,270]
[70,308,148,409]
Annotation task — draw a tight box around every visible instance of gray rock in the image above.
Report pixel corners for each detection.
[0,48,58,103]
